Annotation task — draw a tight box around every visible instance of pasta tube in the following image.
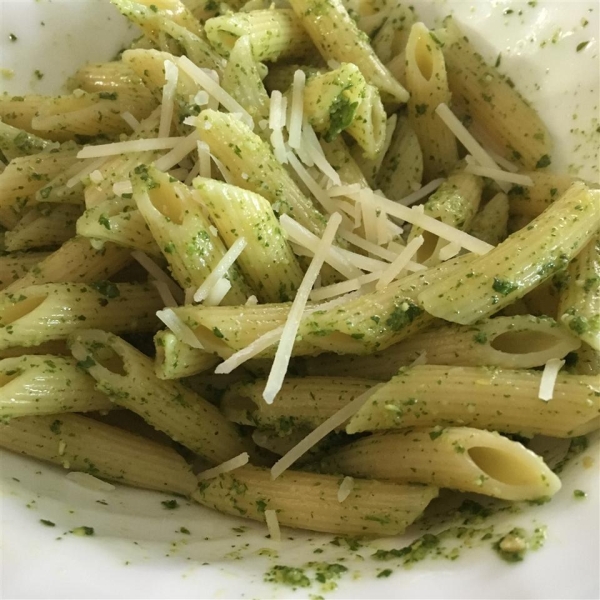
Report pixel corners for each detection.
[0,282,161,349]
[0,355,112,419]
[4,237,132,292]
[0,121,56,161]
[468,192,509,246]
[436,18,552,169]
[154,330,220,379]
[205,9,313,61]
[70,329,249,463]
[192,177,304,303]
[405,22,457,179]
[194,110,327,237]
[319,428,561,501]
[508,172,573,221]
[0,252,51,291]
[302,315,582,378]
[347,365,600,438]
[192,464,438,535]
[133,166,250,303]
[407,170,483,264]
[288,0,409,103]
[557,233,600,351]
[0,413,197,495]
[419,183,600,324]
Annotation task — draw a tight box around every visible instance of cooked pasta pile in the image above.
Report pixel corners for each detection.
[0,0,598,538]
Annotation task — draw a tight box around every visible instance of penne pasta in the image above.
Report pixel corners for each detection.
[319,427,561,501]
[154,330,220,379]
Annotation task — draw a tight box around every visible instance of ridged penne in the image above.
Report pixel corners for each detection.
[193,109,327,237]
[436,18,552,169]
[205,9,313,61]
[347,365,600,438]
[0,282,161,349]
[0,355,112,419]
[4,204,81,252]
[405,22,457,179]
[304,64,387,158]
[0,121,56,161]
[419,183,600,324]
[154,330,220,379]
[0,252,52,290]
[70,330,249,463]
[468,192,509,246]
[319,427,561,501]
[133,166,250,302]
[507,172,573,220]
[407,169,483,264]
[192,177,304,303]
[0,413,197,495]
[288,0,409,103]
[376,114,423,200]
[221,376,374,430]
[192,464,438,535]
[557,233,600,351]
[4,237,132,292]
[302,315,581,378]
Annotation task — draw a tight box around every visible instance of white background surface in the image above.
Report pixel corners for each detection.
[1,1,599,598]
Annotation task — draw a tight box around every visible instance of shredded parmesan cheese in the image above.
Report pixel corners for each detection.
[66,157,108,188]
[197,452,249,480]
[288,69,306,149]
[337,476,354,502]
[245,295,258,306]
[376,235,424,290]
[159,59,179,138]
[271,384,383,479]
[263,213,342,404]
[464,163,534,186]
[154,131,199,172]
[197,140,211,178]
[152,280,178,308]
[538,358,565,401]
[177,57,253,128]
[121,111,140,130]
[437,241,462,262]
[269,91,288,164]
[77,138,182,159]
[310,271,377,301]
[301,123,341,185]
[265,509,281,542]
[89,170,103,184]
[112,180,133,196]
[131,250,183,302]
[193,237,247,302]
[204,277,232,306]
[435,103,510,192]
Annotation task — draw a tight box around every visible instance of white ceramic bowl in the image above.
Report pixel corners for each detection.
[1,1,599,598]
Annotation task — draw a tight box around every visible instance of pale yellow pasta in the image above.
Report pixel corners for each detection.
[76,199,161,257]
[70,329,250,463]
[570,343,600,376]
[221,35,270,122]
[134,166,251,303]
[376,113,423,200]
[347,365,600,438]
[0,94,70,141]
[408,169,483,264]
[0,252,52,290]
[319,427,561,501]
[0,340,69,359]
[194,109,327,237]
[0,413,197,495]
[419,183,600,324]
[288,0,409,103]
[154,330,220,379]
[302,315,581,378]
[405,22,457,179]
[192,464,438,536]
[557,233,600,351]
[205,9,313,61]
[0,122,56,161]
[371,3,415,64]
[0,355,112,419]
[4,204,81,252]
[0,282,161,349]
[221,376,374,429]
[507,171,573,221]
[436,18,552,169]
[192,176,304,303]
[4,237,132,292]
[468,192,509,246]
